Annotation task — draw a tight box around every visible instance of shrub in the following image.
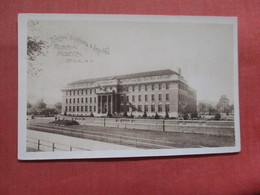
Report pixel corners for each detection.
[107,112,112,118]
[142,111,147,118]
[215,113,221,120]
[154,112,159,119]
[191,111,198,119]
[49,120,79,126]
[183,113,189,120]
[165,112,169,119]
[123,111,128,117]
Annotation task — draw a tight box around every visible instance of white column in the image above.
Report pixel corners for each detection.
[106,95,109,114]
[111,95,113,113]
[101,95,103,114]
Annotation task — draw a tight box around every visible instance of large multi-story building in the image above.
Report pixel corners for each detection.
[61,69,197,118]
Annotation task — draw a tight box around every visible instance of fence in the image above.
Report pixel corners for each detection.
[28,124,199,149]
[65,117,234,136]
[27,137,90,152]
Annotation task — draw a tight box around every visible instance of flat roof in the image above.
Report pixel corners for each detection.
[68,69,179,85]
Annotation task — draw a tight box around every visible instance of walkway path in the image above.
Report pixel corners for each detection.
[27,130,139,152]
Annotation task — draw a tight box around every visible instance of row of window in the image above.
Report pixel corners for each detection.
[65,104,170,113]
[66,97,97,104]
[135,104,170,112]
[121,83,169,92]
[65,94,170,104]
[123,94,169,102]
[65,83,170,96]
[66,105,96,112]
[65,88,99,96]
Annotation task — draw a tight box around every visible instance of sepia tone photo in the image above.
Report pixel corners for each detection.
[18,14,240,160]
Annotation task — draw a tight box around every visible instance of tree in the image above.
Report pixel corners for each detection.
[35,99,47,111]
[27,102,32,109]
[216,95,230,113]
[54,102,62,113]
[27,36,48,78]
[228,104,234,114]
[198,101,216,115]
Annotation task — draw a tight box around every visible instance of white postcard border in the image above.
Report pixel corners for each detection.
[18,14,240,160]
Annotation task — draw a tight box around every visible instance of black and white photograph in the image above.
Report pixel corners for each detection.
[18,14,240,160]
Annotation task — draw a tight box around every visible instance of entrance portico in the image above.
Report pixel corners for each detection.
[97,92,115,114]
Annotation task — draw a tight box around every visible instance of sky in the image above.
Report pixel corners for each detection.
[27,18,235,106]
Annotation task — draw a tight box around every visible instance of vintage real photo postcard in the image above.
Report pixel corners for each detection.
[18,14,240,160]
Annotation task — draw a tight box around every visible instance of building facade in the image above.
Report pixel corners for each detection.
[61,69,197,118]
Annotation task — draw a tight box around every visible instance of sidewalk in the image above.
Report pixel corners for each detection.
[27,130,139,152]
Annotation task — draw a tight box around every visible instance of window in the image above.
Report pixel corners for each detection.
[165,104,170,112]
[77,106,79,112]
[73,98,75,104]
[132,95,135,102]
[90,89,92,94]
[145,95,148,101]
[77,90,79,95]
[133,86,135,92]
[166,94,169,101]
[127,96,129,101]
[73,106,75,112]
[81,106,84,112]
[66,99,68,104]
[89,106,92,112]
[138,85,141,91]
[145,105,148,112]
[73,91,75,95]
[152,84,154,90]
[138,95,141,101]
[151,105,155,112]
[94,97,96,103]
[138,105,142,112]
[70,99,72,104]
[69,106,71,112]
[90,97,92,103]
[145,85,147,91]
[125,86,128,92]
[158,105,162,112]
[70,91,72,96]
[166,83,169,89]
[158,84,162,90]
[81,98,84,103]
[151,94,154,101]
[121,95,124,102]
[94,106,96,112]
[85,106,88,112]
[86,89,88,94]
[85,97,88,103]
[77,98,79,103]
[159,94,162,101]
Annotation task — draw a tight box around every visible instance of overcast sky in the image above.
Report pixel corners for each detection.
[27,18,234,105]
